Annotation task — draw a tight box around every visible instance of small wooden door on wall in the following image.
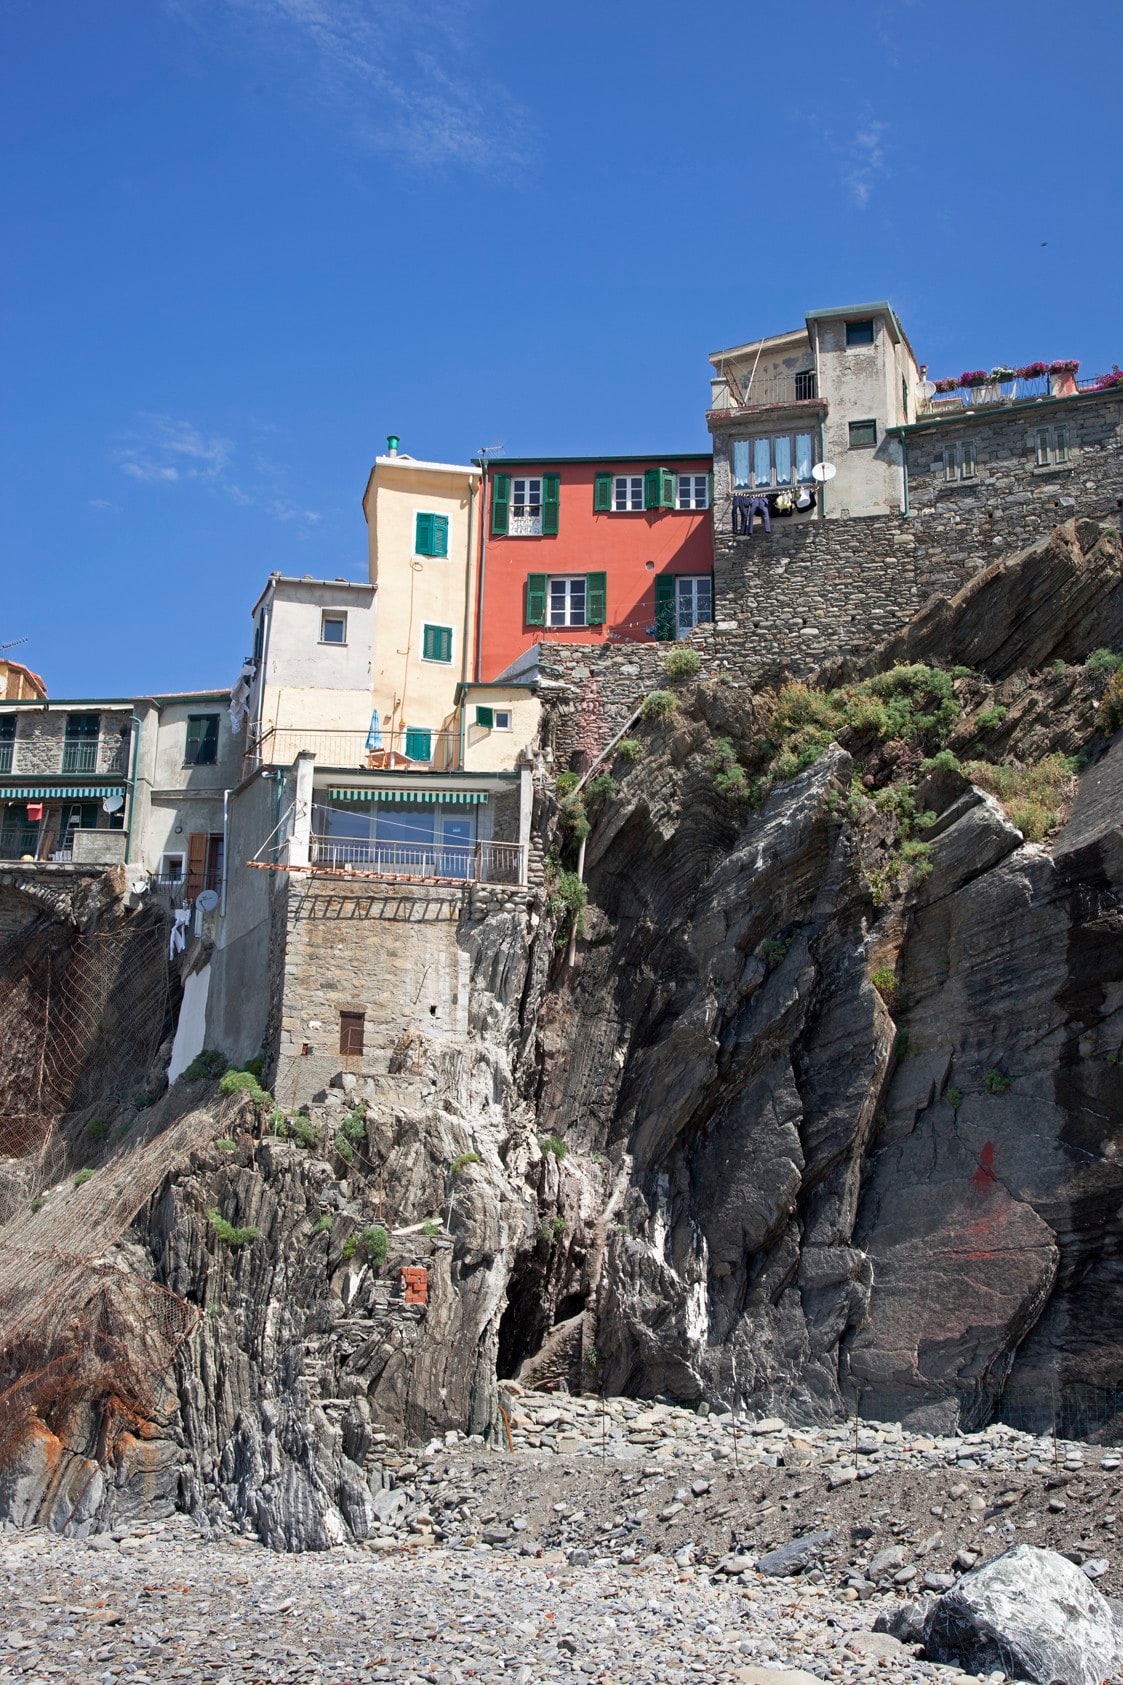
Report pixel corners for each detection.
[186,832,208,899]
[340,1011,365,1056]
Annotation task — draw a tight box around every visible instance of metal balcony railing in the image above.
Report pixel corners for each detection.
[0,830,39,861]
[61,741,99,773]
[710,371,821,412]
[250,727,461,771]
[0,744,13,774]
[309,835,525,885]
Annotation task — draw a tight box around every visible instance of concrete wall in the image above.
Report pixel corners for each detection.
[459,688,541,772]
[253,579,377,743]
[364,458,480,754]
[132,695,240,875]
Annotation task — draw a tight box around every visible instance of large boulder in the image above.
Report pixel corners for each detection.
[923,1544,1123,1684]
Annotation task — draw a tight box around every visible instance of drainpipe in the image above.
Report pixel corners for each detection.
[899,430,910,516]
[220,787,231,917]
[124,714,142,865]
[817,414,827,519]
[475,458,489,682]
[459,473,478,771]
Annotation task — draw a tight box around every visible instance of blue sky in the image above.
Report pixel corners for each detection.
[3,0,1121,696]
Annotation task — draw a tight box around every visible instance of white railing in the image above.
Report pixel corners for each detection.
[509,511,542,536]
[250,727,460,770]
[309,835,525,885]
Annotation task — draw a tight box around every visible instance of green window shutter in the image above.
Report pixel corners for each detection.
[593,473,612,512]
[405,728,432,760]
[542,474,560,535]
[707,470,714,507]
[643,468,661,510]
[475,705,494,729]
[423,624,453,663]
[659,467,675,508]
[415,512,433,554]
[586,571,607,626]
[431,514,449,557]
[491,475,510,536]
[654,575,676,641]
[525,574,547,627]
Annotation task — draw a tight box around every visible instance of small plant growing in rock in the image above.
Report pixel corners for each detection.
[312,1214,332,1236]
[870,966,897,1001]
[1050,659,1068,677]
[984,1068,1012,1094]
[551,1214,567,1238]
[559,793,590,840]
[288,1115,322,1151]
[947,1087,964,1110]
[1086,647,1123,679]
[421,1219,441,1238]
[585,772,616,804]
[641,689,678,723]
[919,748,962,776]
[88,1116,110,1142]
[707,737,748,800]
[30,1196,46,1214]
[450,1152,480,1176]
[555,770,580,797]
[182,1049,228,1082]
[215,1137,236,1152]
[73,1169,94,1188]
[546,868,588,944]
[757,936,791,969]
[894,1030,911,1061]
[244,1055,265,1081]
[615,737,643,764]
[219,1068,267,1103]
[333,1134,354,1164]
[976,705,1008,732]
[1098,669,1123,736]
[348,1225,388,1271]
[208,1210,260,1246]
[540,1134,568,1160]
[664,648,701,683]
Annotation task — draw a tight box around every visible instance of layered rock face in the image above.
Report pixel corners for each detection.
[0,519,1121,1547]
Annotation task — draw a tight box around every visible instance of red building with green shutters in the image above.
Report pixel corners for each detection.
[475,454,714,680]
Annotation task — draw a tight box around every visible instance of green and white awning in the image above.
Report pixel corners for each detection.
[0,785,126,800]
[327,787,488,805]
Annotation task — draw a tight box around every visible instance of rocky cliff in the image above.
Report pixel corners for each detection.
[0,518,1121,1548]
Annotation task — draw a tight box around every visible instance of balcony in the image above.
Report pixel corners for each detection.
[61,740,99,774]
[309,835,525,885]
[251,727,462,771]
[0,743,12,774]
[710,371,822,414]
[917,372,1116,417]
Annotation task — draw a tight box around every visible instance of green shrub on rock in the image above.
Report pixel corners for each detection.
[664,648,701,682]
[641,690,678,723]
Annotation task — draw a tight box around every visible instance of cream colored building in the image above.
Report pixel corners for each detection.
[361,442,481,770]
[454,681,542,774]
[245,574,378,767]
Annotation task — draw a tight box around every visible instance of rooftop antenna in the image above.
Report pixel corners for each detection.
[0,636,29,654]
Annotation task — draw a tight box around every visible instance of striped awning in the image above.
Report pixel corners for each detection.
[327,788,488,806]
[0,786,126,800]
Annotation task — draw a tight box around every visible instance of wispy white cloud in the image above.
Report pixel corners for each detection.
[112,413,320,525]
[843,120,889,209]
[87,497,120,511]
[175,0,529,170]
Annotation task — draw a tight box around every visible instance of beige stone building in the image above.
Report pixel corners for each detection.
[707,301,922,524]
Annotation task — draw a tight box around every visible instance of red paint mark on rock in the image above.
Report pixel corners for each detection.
[971,1141,998,1194]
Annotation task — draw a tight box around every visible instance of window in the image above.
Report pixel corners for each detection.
[1036,425,1069,467]
[846,319,875,347]
[494,710,511,730]
[676,474,710,510]
[340,1011,365,1056]
[526,572,605,627]
[321,612,347,644]
[511,477,543,535]
[421,623,453,663]
[848,419,878,449]
[160,852,185,881]
[549,576,587,627]
[731,433,816,489]
[252,618,264,663]
[0,717,14,774]
[474,706,512,731]
[675,576,713,637]
[613,475,644,512]
[492,473,559,536]
[415,512,449,557]
[404,727,432,761]
[62,713,99,774]
[184,713,219,766]
[944,441,977,482]
[794,370,818,401]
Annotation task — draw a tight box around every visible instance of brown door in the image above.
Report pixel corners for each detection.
[186,832,207,898]
[339,1011,365,1056]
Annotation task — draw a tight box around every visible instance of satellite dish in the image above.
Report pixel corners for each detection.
[920,381,936,400]
[811,462,837,482]
[102,794,124,814]
[195,889,219,913]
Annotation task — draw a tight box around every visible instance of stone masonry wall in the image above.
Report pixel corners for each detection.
[540,391,1123,765]
[7,710,132,779]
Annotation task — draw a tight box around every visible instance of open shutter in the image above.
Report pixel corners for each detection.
[186,832,207,899]
[542,474,560,535]
[593,473,612,512]
[659,467,675,508]
[654,575,676,642]
[491,475,510,536]
[586,572,607,626]
[525,574,547,626]
[475,705,494,729]
[643,468,661,510]
[405,728,432,761]
[415,512,433,554]
[431,514,449,557]
[707,470,714,508]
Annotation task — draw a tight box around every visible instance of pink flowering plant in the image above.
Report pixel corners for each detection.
[959,369,989,387]
[1049,359,1080,374]
[1017,362,1048,380]
[1093,366,1123,391]
[933,378,959,393]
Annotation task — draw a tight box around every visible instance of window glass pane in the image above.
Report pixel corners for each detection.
[1054,427,1068,463]
[846,319,874,346]
[848,420,877,448]
[945,447,958,482]
[773,436,792,485]
[1035,429,1050,467]
[696,577,713,621]
[962,442,977,479]
[731,440,750,488]
[795,434,814,483]
[549,580,567,625]
[569,578,586,625]
[753,438,771,486]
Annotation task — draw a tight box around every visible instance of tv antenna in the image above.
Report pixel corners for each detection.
[0,636,29,654]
